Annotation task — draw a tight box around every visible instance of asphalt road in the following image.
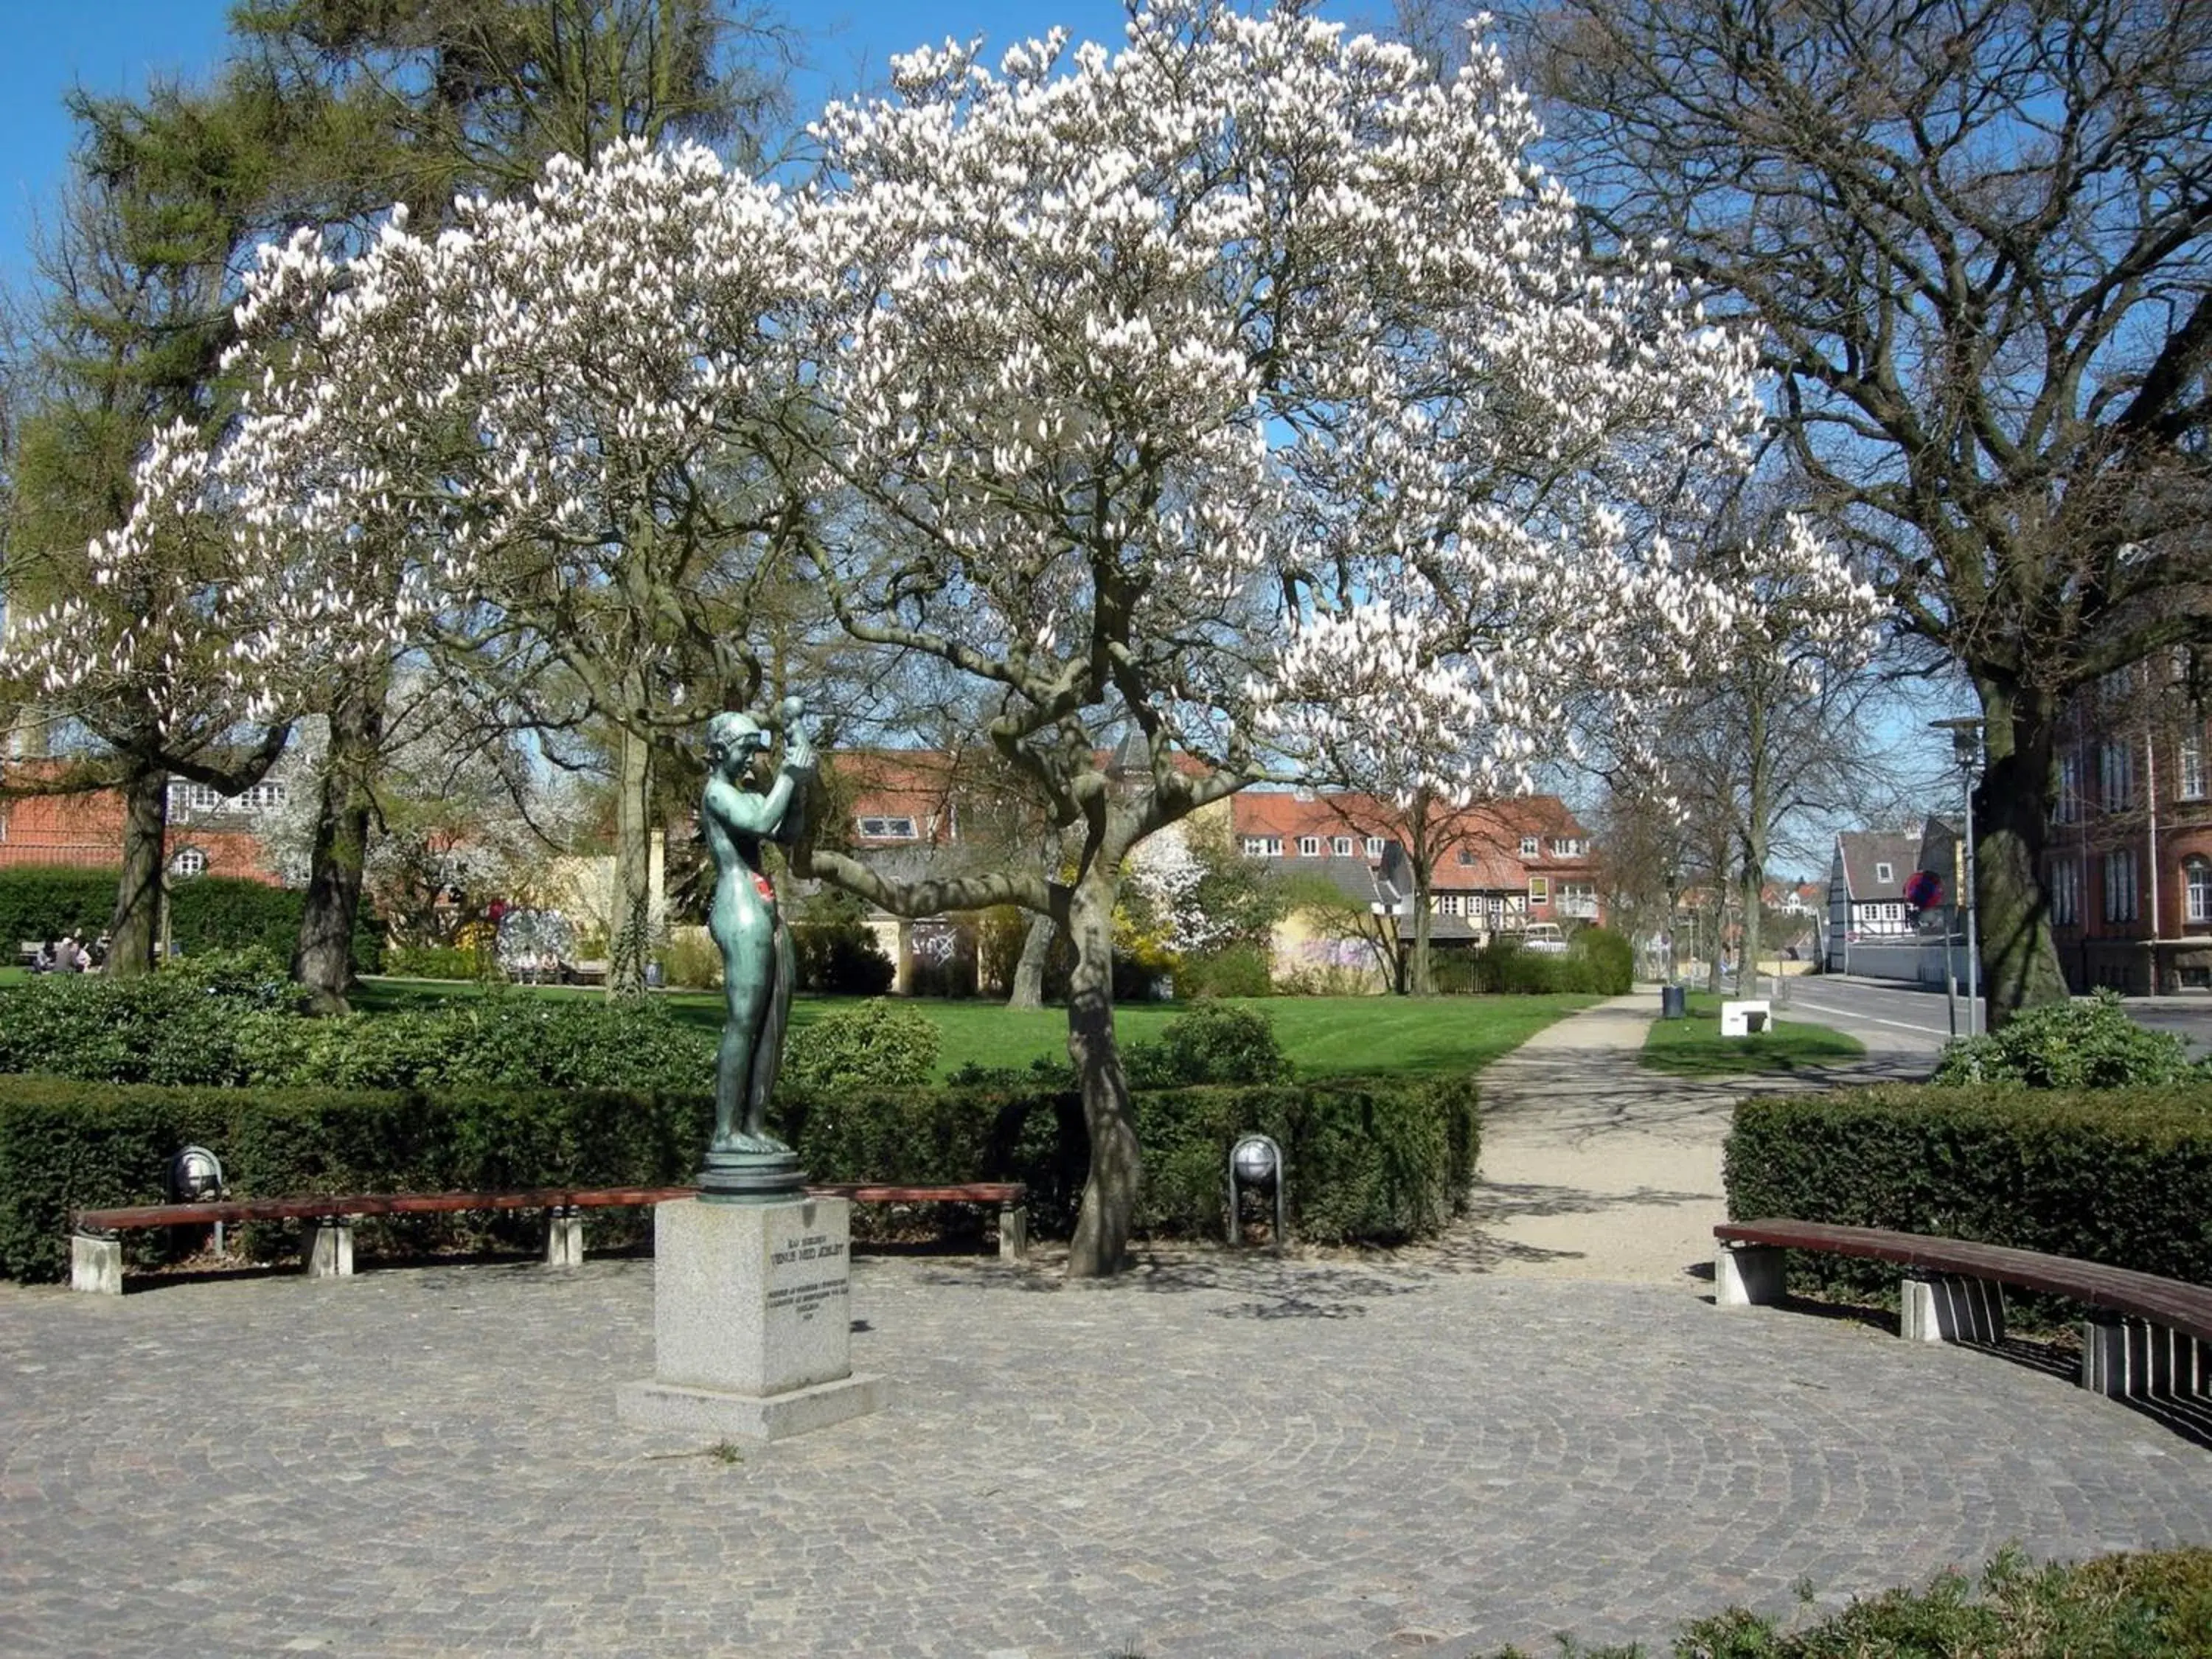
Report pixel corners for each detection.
[1774,973,2212,1062]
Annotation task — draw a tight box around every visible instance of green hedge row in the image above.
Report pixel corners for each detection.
[1723,1085,2212,1300]
[0,1069,1479,1281]
[0,868,384,973]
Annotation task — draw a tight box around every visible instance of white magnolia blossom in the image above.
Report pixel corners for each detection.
[1122,824,1230,956]
[25,0,1873,833]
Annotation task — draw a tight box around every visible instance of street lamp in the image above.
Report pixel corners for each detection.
[1932,717,1985,1037]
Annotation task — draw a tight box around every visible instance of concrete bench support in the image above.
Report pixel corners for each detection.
[1715,1243,1785,1307]
[546,1207,585,1268]
[302,1217,354,1279]
[72,1232,122,1295]
[1900,1270,2006,1346]
[2081,1315,2202,1400]
[998,1203,1028,1264]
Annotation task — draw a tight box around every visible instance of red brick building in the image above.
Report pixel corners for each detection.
[2044,660,2212,992]
[0,765,284,886]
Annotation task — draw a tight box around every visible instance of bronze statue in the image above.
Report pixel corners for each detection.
[697,696,811,1201]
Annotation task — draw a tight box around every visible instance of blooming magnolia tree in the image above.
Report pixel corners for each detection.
[0,423,402,973]
[785,3,1809,1272]
[167,1,1861,1274]
[208,145,814,993]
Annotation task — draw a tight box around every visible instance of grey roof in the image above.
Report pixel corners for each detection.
[1832,831,1924,900]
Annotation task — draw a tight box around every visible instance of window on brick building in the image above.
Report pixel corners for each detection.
[2180,734,2205,801]
[2104,847,2139,922]
[1297,835,1321,856]
[169,846,208,878]
[2050,859,2080,926]
[1332,836,1354,857]
[2187,859,2212,925]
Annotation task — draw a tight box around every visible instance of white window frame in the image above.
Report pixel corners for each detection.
[1550,837,1587,858]
[169,846,208,878]
[1364,836,1387,858]
[856,815,918,840]
[1332,836,1354,857]
[1519,835,1540,858]
[2179,734,2205,801]
[1297,835,1321,857]
[1874,861,1893,885]
[1435,893,1463,917]
[1527,875,1550,904]
[2186,859,2212,925]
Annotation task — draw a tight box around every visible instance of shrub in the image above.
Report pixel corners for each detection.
[1933,987,2200,1088]
[0,1067,1478,1279]
[1175,942,1274,998]
[782,999,940,1093]
[0,1075,712,1282]
[0,972,713,1094]
[0,867,116,947]
[1724,1082,2212,1300]
[1634,1545,2212,1659]
[790,919,895,995]
[385,943,484,981]
[1447,927,1634,995]
[1125,1002,1293,1088]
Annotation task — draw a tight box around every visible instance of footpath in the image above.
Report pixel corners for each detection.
[1458,990,1933,1286]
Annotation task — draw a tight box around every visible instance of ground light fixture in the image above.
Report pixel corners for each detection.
[1227,1133,1287,1253]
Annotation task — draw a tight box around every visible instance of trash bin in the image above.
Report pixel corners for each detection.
[1660,984,1686,1020]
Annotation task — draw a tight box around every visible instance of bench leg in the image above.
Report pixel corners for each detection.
[302,1218,354,1280]
[1715,1243,1784,1307]
[1900,1272,2006,1345]
[72,1231,122,1295]
[546,1207,585,1268]
[998,1203,1028,1264]
[2082,1313,2181,1399]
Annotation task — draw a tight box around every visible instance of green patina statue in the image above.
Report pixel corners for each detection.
[696,696,812,1202]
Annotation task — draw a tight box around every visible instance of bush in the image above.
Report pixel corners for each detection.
[1933,988,2201,1088]
[1124,1002,1293,1088]
[790,919,895,995]
[0,971,713,1094]
[0,867,116,947]
[1638,1546,2212,1659]
[0,1074,713,1282]
[0,1066,1478,1280]
[1723,1082,2212,1301]
[1175,942,1274,998]
[385,943,485,981]
[782,999,940,1093]
[1445,927,1634,995]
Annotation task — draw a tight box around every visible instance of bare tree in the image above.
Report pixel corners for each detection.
[1509,0,2212,1023]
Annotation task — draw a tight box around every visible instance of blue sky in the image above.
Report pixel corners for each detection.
[0,0,1163,297]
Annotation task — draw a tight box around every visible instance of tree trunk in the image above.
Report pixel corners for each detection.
[608,717,655,997]
[107,754,168,978]
[1974,680,2070,1027]
[293,675,386,1014]
[1065,870,1140,1279]
[1737,700,1769,998]
[1704,894,1728,994]
[1409,844,1436,995]
[1007,909,1054,1009]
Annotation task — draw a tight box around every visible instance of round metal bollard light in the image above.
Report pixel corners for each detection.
[170,1145,227,1252]
[1227,1133,1287,1253]
[170,1145,223,1202]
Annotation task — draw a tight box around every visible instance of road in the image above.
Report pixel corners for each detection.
[1773,974,2212,1061]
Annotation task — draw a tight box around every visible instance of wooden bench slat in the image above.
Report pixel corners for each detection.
[76,1181,1027,1233]
[1717,1218,2212,1344]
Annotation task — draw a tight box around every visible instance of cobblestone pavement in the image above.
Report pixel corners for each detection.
[1464,993,1933,1287]
[5,1245,2210,1658]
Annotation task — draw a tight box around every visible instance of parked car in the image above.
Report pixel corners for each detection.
[1520,922,1570,954]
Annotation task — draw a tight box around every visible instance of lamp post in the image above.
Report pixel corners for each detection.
[1932,717,1985,1037]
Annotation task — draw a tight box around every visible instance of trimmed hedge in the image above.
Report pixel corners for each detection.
[0,868,385,973]
[0,1069,1479,1281]
[1724,1084,2212,1300]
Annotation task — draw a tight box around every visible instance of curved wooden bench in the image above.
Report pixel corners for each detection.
[1715,1217,2212,1402]
[72,1180,1028,1293]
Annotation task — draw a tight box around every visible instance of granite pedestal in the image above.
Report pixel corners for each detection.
[616,1195,886,1440]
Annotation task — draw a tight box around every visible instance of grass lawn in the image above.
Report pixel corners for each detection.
[352,977,1601,1080]
[1639,990,1865,1077]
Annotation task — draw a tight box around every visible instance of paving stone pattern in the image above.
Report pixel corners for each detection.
[5,1245,2211,1658]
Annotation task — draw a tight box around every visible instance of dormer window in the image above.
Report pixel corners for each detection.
[1297,835,1321,856]
[1874,861,1893,884]
[1333,836,1354,857]
[1519,836,1540,858]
